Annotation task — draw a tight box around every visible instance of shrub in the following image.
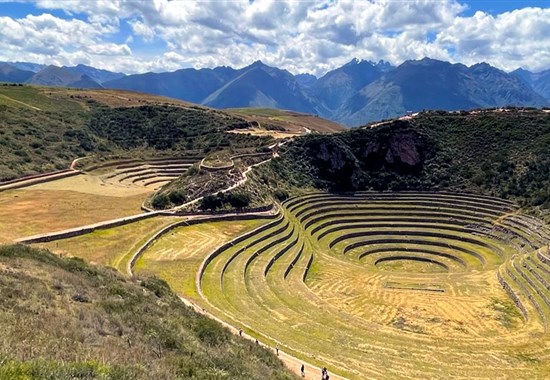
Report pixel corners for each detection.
[227,193,250,208]
[168,191,186,205]
[273,189,289,201]
[151,194,170,209]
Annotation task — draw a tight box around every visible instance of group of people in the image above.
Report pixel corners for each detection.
[298,363,330,379]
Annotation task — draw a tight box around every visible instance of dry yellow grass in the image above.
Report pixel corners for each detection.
[133,219,267,300]
[30,173,153,197]
[43,87,197,109]
[227,108,344,134]
[0,175,152,242]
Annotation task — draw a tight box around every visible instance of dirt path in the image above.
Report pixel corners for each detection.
[0,93,42,110]
[125,211,348,379]
[178,296,348,380]
[170,154,275,212]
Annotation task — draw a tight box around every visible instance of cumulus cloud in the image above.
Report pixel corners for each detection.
[437,7,550,72]
[0,0,548,75]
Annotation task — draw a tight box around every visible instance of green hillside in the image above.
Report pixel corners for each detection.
[250,109,550,219]
[0,85,270,181]
[0,244,295,380]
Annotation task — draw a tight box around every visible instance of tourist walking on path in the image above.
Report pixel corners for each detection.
[276,344,279,356]
[301,363,305,377]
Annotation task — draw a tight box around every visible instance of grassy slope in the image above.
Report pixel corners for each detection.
[251,109,550,220]
[0,85,272,182]
[0,244,296,380]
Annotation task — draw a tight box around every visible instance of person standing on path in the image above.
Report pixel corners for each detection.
[300,363,305,377]
[276,344,279,356]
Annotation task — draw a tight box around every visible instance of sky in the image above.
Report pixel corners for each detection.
[0,0,549,76]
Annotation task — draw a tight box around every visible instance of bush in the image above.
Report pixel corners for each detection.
[227,193,250,208]
[200,194,223,210]
[168,191,186,205]
[151,194,170,209]
[273,189,289,201]
[199,192,250,210]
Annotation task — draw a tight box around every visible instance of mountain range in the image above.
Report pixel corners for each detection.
[1,58,549,126]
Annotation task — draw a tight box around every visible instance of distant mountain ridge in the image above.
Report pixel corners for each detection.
[69,64,125,84]
[2,58,549,126]
[333,58,548,126]
[25,65,104,89]
[511,68,550,101]
[104,58,550,126]
[0,63,34,83]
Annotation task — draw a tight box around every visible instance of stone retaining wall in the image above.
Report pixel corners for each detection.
[283,243,304,279]
[0,170,81,193]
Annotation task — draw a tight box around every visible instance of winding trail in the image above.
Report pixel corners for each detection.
[16,149,276,243]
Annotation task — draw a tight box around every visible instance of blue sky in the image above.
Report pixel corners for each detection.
[0,1,548,75]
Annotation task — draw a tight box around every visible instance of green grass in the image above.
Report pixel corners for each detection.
[0,244,297,380]
[134,219,268,300]
[0,85,84,112]
[36,216,184,271]
[228,108,290,117]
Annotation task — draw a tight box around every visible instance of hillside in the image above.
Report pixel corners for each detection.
[0,85,271,181]
[227,108,344,135]
[0,85,343,183]
[249,109,550,220]
[0,244,295,379]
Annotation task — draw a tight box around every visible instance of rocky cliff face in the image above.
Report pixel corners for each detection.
[362,128,423,167]
[356,121,425,171]
[288,119,428,191]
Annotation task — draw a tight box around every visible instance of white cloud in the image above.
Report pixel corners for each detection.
[0,0,548,75]
[437,7,550,72]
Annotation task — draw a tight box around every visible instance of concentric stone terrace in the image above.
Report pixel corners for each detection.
[99,157,196,188]
[198,192,550,379]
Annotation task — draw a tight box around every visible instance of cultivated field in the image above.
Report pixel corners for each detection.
[0,180,148,242]
[6,169,550,378]
[0,156,200,242]
[131,192,550,379]
[36,216,184,271]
